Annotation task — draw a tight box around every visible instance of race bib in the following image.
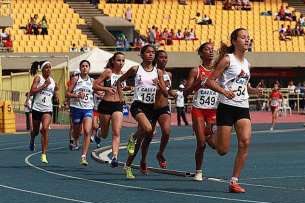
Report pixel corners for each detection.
[194,88,218,108]
[136,86,157,104]
[230,78,248,102]
[270,99,279,107]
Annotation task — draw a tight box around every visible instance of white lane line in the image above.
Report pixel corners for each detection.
[0,184,97,203]
[25,149,272,203]
[241,176,305,180]
[98,135,305,192]
[0,141,67,151]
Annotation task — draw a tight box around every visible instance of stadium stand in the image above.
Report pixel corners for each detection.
[98,0,305,52]
[5,0,94,53]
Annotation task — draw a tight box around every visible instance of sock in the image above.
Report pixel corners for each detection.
[231,177,238,183]
[196,170,202,174]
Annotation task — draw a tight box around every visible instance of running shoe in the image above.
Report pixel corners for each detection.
[41,154,48,164]
[80,156,88,166]
[270,127,274,131]
[193,170,203,181]
[125,166,135,179]
[110,157,119,168]
[140,161,148,175]
[127,135,136,156]
[156,153,167,169]
[229,182,246,193]
[29,136,35,151]
[94,135,101,148]
[90,135,94,143]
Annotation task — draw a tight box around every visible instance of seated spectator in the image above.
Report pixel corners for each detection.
[175,29,184,40]
[298,14,305,27]
[284,6,293,21]
[125,7,132,22]
[202,14,212,25]
[70,43,79,52]
[155,27,161,42]
[204,0,215,5]
[166,29,174,45]
[191,12,204,24]
[232,0,242,10]
[178,0,187,5]
[187,28,196,40]
[291,10,297,21]
[40,15,48,36]
[276,5,286,20]
[223,0,232,10]
[241,0,251,10]
[134,36,145,50]
[80,44,91,53]
[32,14,39,35]
[0,29,8,40]
[183,28,189,39]
[4,35,13,51]
[286,25,293,36]
[279,24,291,41]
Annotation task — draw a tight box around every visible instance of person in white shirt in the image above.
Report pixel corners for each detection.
[29,61,59,164]
[176,84,189,126]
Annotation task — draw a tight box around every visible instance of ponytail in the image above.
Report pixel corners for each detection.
[214,28,246,66]
[30,61,40,76]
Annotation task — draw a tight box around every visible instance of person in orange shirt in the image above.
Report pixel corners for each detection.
[269,83,282,131]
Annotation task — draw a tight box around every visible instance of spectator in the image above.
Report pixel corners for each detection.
[298,14,305,27]
[125,7,132,22]
[202,14,212,25]
[223,0,232,10]
[40,15,48,36]
[80,44,91,53]
[287,80,296,109]
[178,0,187,5]
[279,24,291,40]
[24,92,33,131]
[0,29,8,41]
[69,43,78,52]
[276,5,286,21]
[286,25,293,36]
[204,0,215,5]
[183,28,189,39]
[284,6,293,21]
[175,29,184,40]
[188,28,196,40]
[241,0,251,10]
[134,36,145,50]
[176,84,189,126]
[148,26,156,44]
[32,14,39,35]
[191,12,204,25]
[4,35,13,52]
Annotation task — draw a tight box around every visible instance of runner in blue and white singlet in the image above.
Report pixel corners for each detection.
[66,60,94,166]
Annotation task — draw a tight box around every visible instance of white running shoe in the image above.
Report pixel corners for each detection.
[270,127,274,131]
[193,171,203,181]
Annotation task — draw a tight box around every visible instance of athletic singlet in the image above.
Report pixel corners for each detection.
[192,65,218,109]
[270,90,282,107]
[69,76,94,109]
[104,72,124,88]
[133,65,158,104]
[218,54,250,108]
[32,75,55,112]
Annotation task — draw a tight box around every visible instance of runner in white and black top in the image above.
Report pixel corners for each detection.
[93,52,127,168]
[29,61,59,165]
[116,45,168,179]
[66,60,94,166]
[204,28,262,193]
